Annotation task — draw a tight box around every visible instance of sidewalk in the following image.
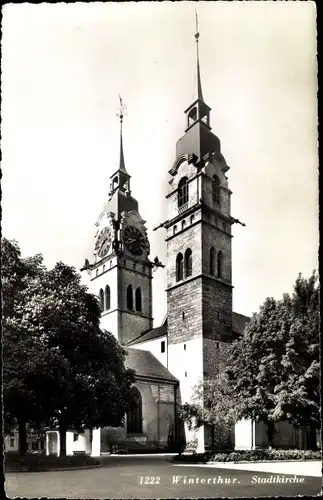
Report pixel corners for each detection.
[173,460,322,477]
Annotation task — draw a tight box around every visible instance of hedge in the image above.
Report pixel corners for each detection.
[5,452,101,472]
[171,448,322,463]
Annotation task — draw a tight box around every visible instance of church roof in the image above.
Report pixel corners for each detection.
[126,312,249,347]
[232,312,250,336]
[124,347,177,383]
[126,324,167,346]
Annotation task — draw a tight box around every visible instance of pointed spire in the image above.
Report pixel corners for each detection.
[195,11,204,102]
[117,95,128,173]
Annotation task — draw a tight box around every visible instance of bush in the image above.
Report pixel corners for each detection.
[171,448,322,463]
[5,452,101,472]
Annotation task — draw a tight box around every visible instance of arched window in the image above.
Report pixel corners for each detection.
[135,288,142,312]
[105,285,110,310]
[190,215,194,225]
[127,387,143,434]
[181,220,186,230]
[178,177,189,207]
[210,247,216,275]
[99,289,104,312]
[212,175,220,203]
[217,250,224,279]
[184,248,192,278]
[127,285,133,309]
[173,225,177,235]
[176,253,184,282]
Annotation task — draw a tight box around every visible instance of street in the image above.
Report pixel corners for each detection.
[5,455,321,498]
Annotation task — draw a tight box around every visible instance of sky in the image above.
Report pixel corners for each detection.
[1,1,318,326]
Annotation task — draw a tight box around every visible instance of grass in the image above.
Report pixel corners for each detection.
[5,451,101,472]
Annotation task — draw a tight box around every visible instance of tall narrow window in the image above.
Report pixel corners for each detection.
[212,175,220,203]
[210,247,216,275]
[176,253,184,282]
[135,288,142,312]
[185,248,192,278]
[105,285,111,310]
[188,106,197,127]
[127,387,143,434]
[161,341,165,353]
[99,289,104,312]
[178,177,189,207]
[217,250,224,279]
[181,220,186,230]
[127,285,133,310]
[190,215,195,225]
[173,225,177,235]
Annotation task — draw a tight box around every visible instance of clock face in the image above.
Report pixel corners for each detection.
[94,227,112,258]
[123,226,147,256]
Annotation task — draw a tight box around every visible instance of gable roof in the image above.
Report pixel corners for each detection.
[126,324,167,346]
[232,312,250,336]
[124,347,177,383]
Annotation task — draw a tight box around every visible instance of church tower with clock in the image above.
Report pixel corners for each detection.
[88,99,154,346]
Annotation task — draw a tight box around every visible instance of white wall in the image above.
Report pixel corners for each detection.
[235,419,255,450]
[168,337,204,451]
[131,335,167,367]
[91,428,101,456]
[168,337,203,403]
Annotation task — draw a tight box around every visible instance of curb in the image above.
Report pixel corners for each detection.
[5,463,103,474]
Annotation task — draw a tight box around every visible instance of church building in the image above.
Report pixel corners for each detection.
[62,21,314,456]
[85,23,250,454]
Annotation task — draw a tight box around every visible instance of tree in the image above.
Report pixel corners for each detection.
[227,271,320,450]
[2,239,135,455]
[2,238,46,454]
[180,346,238,451]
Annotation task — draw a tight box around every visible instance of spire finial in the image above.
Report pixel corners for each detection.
[116,95,127,172]
[194,10,204,101]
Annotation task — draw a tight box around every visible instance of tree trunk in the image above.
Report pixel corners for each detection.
[18,418,27,456]
[309,425,318,451]
[59,422,67,456]
[211,424,216,452]
[267,421,275,448]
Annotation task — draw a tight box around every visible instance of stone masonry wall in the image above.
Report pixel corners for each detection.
[202,277,233,342]
[201,220,232,283]
[167,221,202,289]
[167,278,203,344]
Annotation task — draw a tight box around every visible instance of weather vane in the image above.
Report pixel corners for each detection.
[116,95,127,124]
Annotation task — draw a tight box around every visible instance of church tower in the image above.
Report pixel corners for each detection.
[166,19,234,451]
[88,99,154,345]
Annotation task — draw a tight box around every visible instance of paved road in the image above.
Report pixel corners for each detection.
[5,455,321,499]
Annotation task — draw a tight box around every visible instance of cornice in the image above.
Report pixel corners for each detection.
[166,273,233,292]
[168,153,198,177]
[164,202,201,229]
[133,374,179,386]
[101,307,153,321]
